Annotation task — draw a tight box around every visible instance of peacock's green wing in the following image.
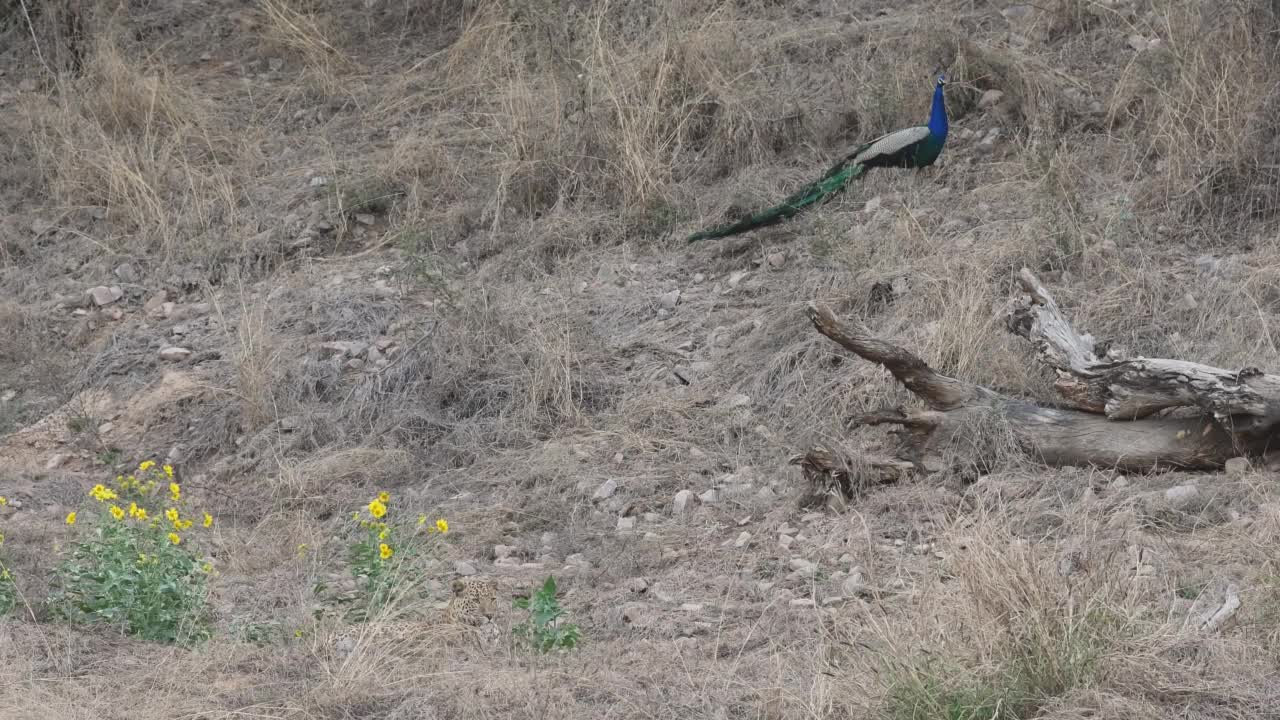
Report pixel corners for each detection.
[686,161,866,243]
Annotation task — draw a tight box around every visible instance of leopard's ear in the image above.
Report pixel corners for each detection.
[451,579,465,593]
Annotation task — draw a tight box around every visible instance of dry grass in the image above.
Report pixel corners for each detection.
[3,0,1280,718]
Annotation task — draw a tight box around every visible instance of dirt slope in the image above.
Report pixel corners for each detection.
[2,1,1280,718]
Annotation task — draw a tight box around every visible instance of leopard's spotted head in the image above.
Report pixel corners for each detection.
[447,576,499,625]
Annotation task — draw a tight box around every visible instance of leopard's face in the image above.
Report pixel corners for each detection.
[447,576,499,625]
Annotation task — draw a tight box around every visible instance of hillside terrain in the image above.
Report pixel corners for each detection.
[2,1,1280,718]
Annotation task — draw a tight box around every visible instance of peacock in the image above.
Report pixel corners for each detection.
[686,74,950,243]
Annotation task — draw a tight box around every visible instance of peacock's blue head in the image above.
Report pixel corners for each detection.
[928,73,949,138]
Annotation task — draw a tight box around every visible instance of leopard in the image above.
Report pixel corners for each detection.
[330,575,502,658]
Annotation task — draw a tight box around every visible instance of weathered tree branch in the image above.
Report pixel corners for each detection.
[1008,268,1280,435]
[800,287,1273,497]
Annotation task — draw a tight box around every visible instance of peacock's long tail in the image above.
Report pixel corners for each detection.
[686,160,867,243]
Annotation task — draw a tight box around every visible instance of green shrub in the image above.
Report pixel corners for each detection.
[339,491,449,621]
[513,575,580,653]
[48,460,216,645]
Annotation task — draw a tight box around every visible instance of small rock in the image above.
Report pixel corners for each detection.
[733,531,751,548]
[680,603,704,613]
[98,421,114,434]
[320,340,369,358]
[113,263,138,283]
[842,575,867,597]
[778,534,794,550]
[1178,293,1198,311]
[1001,4,1033,21]
[863,196,882,213]
[1112,475,1129,489]
[45,454,68,470]
[617,516,637,531]
[692,273,706,283]
[593,479,618,500]
[494,545,517,560]
[0,390,15,403]
[159,346,192,361]
[88,286,124,306]
[821,596,846,607]
[789,598,816,608]
[18,78,40,93]
[143,292,168,315]
[673,489,694,515]
[354,213,376,226]
[309,176,329,187]
[766,252,786,268]
[455,561,478,576]
[171,324,189,336]
[727,271,751,289]
[627,577,649,593]
[1127,34,1149,52]
[565,553,590,569]
[1164,484,1201,512]
[977,128,1001,151]
[1194,254,1222,275]
[1225,457,1251,476]
[978,89,1005,109]
[658,289,681,310]
[789,558,818,577]
[698,488,720,504]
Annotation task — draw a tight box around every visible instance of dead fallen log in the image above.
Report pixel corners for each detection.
[794,269,1277,500]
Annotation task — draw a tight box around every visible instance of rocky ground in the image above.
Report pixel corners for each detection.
[2,0,1280,718]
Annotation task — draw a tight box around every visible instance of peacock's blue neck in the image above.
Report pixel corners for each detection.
[927,83,948,140]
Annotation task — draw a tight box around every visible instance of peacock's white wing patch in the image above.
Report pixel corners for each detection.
[852,126,930,164]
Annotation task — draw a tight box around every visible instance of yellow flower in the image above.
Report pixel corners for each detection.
[435,518,449,534]
[109,505,125,521]
[128,502,138,517]
[178,519,193,530]
[169,482,181,501]
[165,508,179,524]
[168,533,181,545]
[0,568,9,579]
[368,499,386,519]
[89,484,117,502]
[417,514,426,525]
[379,543,393,560]
[135,508,148,521]
[377,528,389,540]
[65,512,77,525]
[203,512,213,528]
[139,460,155,471]
[163,464,174,478]
[377,491,390,503]
[0,496,6,505]
[350,511,359,521]
[201,562,213,573]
